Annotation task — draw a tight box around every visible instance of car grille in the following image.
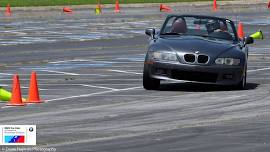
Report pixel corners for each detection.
[183,54,209,64]
[184,54,195,63]
[198,55,209,64]
[171,70,218,83]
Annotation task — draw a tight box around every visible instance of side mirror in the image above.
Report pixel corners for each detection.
[244,36,254,46]
[145,28,155,39]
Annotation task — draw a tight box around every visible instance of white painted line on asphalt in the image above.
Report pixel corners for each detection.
[249,61,270,63]
[49,59,141,64]
[86,60,141,64]
[46,86,142,102]
[39,83,138,86]
[77,74,111,76]
[248,78,270,80]
[74,59,114,63]
[0,74,109,76]
[80,84,118,91]
[94,94,165,97]
[0,73,13,76]
[0,79,54,81]
[0,78,140,81]
[39,88,53,91]
[49,60,78,64]
[46,31,73,35]
[86,79,141,81]
[3,31,26,35]
[1,106,13,109]
[108,66,143,68]
[39,88,86,91]
[113,60,143,63]
[250,47,270,50]
[5,27,45,32]
[108,70,142,75]
[224,95,246,99]
[38,84,80,86]
[248,67,270,73]
[37,83,119,91]
[81,84,138,86]
[39,83,117,88]
[4,65,141,68]
[249,53,270,56]
[248,66,269,68]
[41,70,80,76]
[248,76,270,80]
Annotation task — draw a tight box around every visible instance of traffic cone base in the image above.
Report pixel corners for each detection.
[5,13,11,16]
[6,103,26,106]
[25,100,44,104]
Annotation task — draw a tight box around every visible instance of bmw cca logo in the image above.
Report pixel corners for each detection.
[29,127,34,132]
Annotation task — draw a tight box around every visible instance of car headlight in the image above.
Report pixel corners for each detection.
[215,58,240,65]
[148,51,177,61]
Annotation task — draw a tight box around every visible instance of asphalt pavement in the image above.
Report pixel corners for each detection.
[0,3,270,152]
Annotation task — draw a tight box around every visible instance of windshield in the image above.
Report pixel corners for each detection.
[160,16,237,41]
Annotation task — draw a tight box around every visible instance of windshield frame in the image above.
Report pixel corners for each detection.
[159,15,239,42]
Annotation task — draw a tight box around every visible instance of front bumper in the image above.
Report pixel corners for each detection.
[145,61,245,85]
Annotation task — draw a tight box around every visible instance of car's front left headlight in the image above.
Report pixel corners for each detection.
[215,58,240,65]
[148,51,178,61]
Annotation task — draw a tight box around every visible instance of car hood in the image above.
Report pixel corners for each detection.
[155,36,238,57]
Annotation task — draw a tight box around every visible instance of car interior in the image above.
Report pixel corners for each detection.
[163,16,234,41]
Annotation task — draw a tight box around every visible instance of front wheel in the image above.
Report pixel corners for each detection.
[143,66,160,90]
[236,66,247,90]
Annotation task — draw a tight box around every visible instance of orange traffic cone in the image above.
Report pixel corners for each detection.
[25,72,43,103]
[6,74,26,106]
[5,4,12,16]
[114,0,120,13]
[160,4,172,12]
[212,0,218,12]
[237,22,245,39]
[63,7,73,13]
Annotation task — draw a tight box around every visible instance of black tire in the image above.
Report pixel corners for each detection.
[143,66,160,90]
[236,65,247,90]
